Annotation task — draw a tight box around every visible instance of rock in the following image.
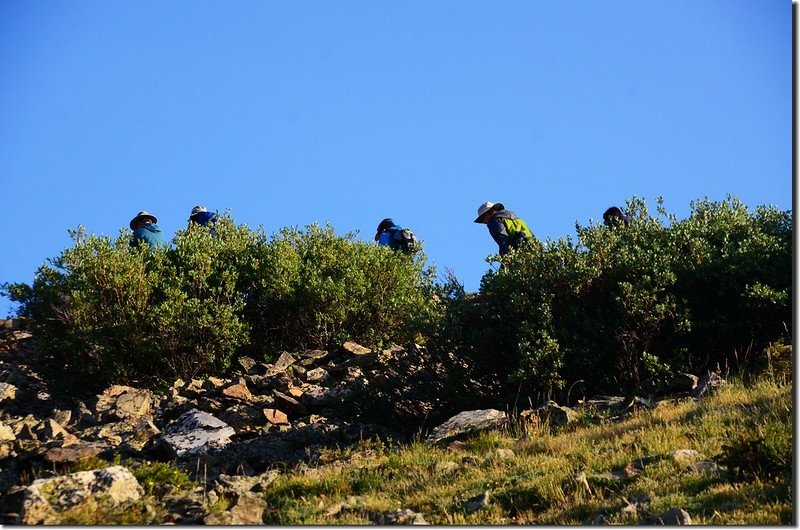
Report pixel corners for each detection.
[536,401,576,428]
[464,491,491,513]
[672,449,700,462]
[371,508,429,525]
[273,352,297,372]
[691,372,726,398]
[667,373,699,394]
[222,382,253,402]
[0,421,16,442]
[487,448,515,460]
[425,409,507,445]
[287,386,305,398]
[50,409,72,428]
[342,341,371,355]
[214,470,280,496]
[218,406,265,432]
[156,409,236,458]
[205,376,227,390]
[644,508,692,525]
[204,493,267,525]
[17,466,143,524]
[0,383,17,403]
[263,408,290,425]
[305,367,329,383]
[94,386,152,423]
[593,514,609,525]
[43,443,105,465]
[686,460,720,474]
[237,356,257,374]
[39,418,70,441]
[299,349,328,362]
[273,390,307,414]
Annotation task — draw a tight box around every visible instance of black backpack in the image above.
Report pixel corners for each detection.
[389,227,418,254]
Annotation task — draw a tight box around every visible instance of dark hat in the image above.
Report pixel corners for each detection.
[374,218,395,241]
[130,211,158,230]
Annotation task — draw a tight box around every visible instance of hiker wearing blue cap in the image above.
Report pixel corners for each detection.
[603,206,631,227]
[474,201,533,256]
[130,211,169,249]
[374,218,418,254]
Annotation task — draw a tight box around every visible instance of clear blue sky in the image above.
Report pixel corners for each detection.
[0,0,791,317]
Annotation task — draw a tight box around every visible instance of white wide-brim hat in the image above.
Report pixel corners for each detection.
[474,201,504,223]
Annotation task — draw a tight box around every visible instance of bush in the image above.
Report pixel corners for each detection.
[3,220,437,390]
[3,220,249,391]
[435,196,791,403]
[239,223,438,358]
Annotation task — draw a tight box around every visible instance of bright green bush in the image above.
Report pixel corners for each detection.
[3,220,248,390]
[3,220,437,390]
[240,224,438,358]
[436,196,791,402]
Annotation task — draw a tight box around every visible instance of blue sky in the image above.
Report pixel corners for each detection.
[0,0,791,316]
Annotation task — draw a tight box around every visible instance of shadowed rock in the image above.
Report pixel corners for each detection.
[426,409,507,445]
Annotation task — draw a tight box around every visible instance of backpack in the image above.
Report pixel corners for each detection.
[501,217,533,249]
[389,227,418,254]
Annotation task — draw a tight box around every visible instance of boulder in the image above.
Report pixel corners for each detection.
[214,470,280,496]
[94,385,153,423]
[222,382,253,402]
[0,383,17,404]
[536,401,576,428]
[156,409,236,458]
[43,443,105,465]
[237,356,257,374]
[305,367,330,383]
[667,373,699,394]
[204,493,267,525]
[272,352,297,372]
[691,372,726,398]
[0,421,16,442]
[464,491,491,513]
[263,408,290,426]
[342,341,371,355]
[16,466,143,524]
[426,409,507,445]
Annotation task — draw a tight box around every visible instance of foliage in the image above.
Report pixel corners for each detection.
[239,223,438,358]
[434,196,791,402]
[2,220,436,390]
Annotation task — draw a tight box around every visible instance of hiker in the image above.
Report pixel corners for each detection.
[374,218,418,254]
[130,211,169,249]
[188,205,219,228]
[474,201,533,256]
[603,206,631,227]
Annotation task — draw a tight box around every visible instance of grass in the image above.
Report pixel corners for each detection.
[257,376,792,525]
[22,376,792,525]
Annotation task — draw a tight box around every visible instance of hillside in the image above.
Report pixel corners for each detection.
[0,320,791,525]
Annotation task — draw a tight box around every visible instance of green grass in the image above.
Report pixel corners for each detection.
[27,376,792,525]
[257,377,792,525]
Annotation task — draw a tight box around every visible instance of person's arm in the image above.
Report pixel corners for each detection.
[487,216,510,255]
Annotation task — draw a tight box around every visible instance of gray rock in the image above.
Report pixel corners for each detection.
[204,493,267,525]
[305,367,330,383]
[214,470,280,496]
[464,491,491,513]
[94,385,153,423]
[426,409,507,445]
[17,466,143,524]
[371,508,430,525]
[691,372,726,398]
[237,356,257,373]
[667,373,699,394]
[537,401,576,428]
[273,352,297,372]
[644,508,692,525]
[342,341,371,355]
[158,409,235,458]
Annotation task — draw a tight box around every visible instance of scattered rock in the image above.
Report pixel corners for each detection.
[204,493,266,525]
[426,409,507,445]
[0,382,17,403]
[263,408,290,425]
[371,508,429,525]
[667,373,699,394]
[672,449,700,462]
[305,367,330,383]
[222,382,253,402]
[43,443,105,465]
[95,386,153,423]
[342,341,371,355]
[643,507,692,525]
[464,491,491,513]
[691,372,726,398]
[237,356,257,374]
[272,352,297,372]
[15,466,143,524]
[155,409,236,458]
[0,421,16,442]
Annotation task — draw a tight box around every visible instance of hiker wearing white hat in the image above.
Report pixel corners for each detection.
[474,201,533,256]
[188,205,220,228]
[130,210,169,249]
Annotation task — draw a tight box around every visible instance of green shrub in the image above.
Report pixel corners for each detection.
[3,220,438,390]
[435,196,791,403]
[239,223,438,358]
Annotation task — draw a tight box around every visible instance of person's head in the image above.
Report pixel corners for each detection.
[130,211,158,230]
[189,205,208,223]
[474,201,505,224]
[603,206,630,227]
[374,218,396,241]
